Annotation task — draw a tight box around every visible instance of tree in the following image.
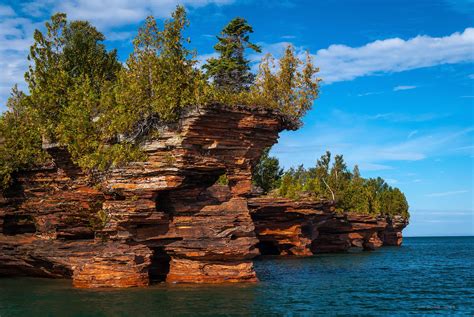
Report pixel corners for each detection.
[204,17,261,92]
[253,45,320,122]
[379,188,409,218]
[352,164,361,179]
[273,152,409,218]
[0,87,46,189]
[329,154,350,201]
[62,20,121,89]
[112,6,203,142]
[25,13,121,140]
[252,148,283,193]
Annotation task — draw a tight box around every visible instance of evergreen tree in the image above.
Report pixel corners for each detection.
[112,6,203,141]
[204,17,261,92]
[329,154,350,200]
[379,188,409,218]
[253,45,320,121]
[25,13,121,140]
[352,164,361,179]
[0,87,46,188]
[252,148,283,193]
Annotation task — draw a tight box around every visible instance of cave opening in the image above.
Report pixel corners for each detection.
[256,240,281,255]
[155,190,173,214]
[148,247,171,284]
[3,214,36,235]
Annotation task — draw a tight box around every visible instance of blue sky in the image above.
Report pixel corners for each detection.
[0,0,473,236]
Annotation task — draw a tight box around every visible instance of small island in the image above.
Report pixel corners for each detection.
[0,7,408,288]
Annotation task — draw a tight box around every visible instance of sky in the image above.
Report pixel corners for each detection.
[0,0,473,236]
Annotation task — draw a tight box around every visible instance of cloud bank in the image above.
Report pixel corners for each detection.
[314,28,474,83]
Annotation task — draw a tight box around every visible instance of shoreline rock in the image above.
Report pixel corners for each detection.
[0,105,408,288]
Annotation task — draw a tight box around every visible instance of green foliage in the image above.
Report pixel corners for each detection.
[1,7,321,191]
[110,7,206,142]
[275,152,410,218]
[0,87,47,189]
[204,17,261,92]
[249,46,320,120]
[216,174,229,185]
[252,148,283,193]
[25,13,121,140]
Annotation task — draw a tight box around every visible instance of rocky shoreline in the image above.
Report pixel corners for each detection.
[0,105,407,288]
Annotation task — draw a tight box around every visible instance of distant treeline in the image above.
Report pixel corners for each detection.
[252,150,409,218]
[0,6,321,190]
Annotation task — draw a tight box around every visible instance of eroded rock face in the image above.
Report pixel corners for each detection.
[0,105,293,288]
[379,215,409,246]
[248,197,408,255]
[0,105,408,288]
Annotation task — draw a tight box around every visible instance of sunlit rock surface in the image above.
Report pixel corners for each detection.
[0,105,292,288]
[0,104,407,288]
[248,197,408,255]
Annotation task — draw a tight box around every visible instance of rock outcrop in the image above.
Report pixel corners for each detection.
[0,105,294,288]
[248,197,408,255]
[379,215,409,246]
[0,104,408,288]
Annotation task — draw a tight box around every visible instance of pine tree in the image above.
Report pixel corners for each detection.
[0,87,46,189]
[25,13,121,140]
[112,6,203,141]
[204,17,261,92]
[252,148,283,193]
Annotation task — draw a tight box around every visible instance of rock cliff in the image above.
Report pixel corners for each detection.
[0,104,408,288]
[0,105,294,287]
[248,197,408,255]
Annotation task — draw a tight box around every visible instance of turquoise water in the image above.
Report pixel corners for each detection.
[0,237,473,316]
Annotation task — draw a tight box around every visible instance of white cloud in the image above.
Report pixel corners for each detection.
[0,0,235,110]
[357,91,383,97]
[394,85,417,91]
[315,28,474,83]
[47,0,234,29]
[255,28,474,84]
[367,112,448,122]
[425,190,469,197]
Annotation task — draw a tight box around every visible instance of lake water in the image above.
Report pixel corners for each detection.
[0,236,473,316]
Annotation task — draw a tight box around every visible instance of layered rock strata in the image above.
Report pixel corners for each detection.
[0,105,294,288]
[248,197,408,255]
[0,104,408,288]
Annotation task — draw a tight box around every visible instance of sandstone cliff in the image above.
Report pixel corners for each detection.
[0,105,294,287]
[248,197,408,255]
[0,104,408,288]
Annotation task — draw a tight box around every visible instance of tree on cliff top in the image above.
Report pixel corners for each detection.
[252,45,320,121]
[203,18,261,92]
[25,13,121,140]
[109,6,205,141]
[275,152,409,218]
[0,7,322,191]
[0,87,46,189]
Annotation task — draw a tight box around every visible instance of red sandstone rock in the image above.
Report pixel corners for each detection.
[248,197,407,255]
[0,105,293,288]
[0,105,408,288]
[379,215,409,246]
